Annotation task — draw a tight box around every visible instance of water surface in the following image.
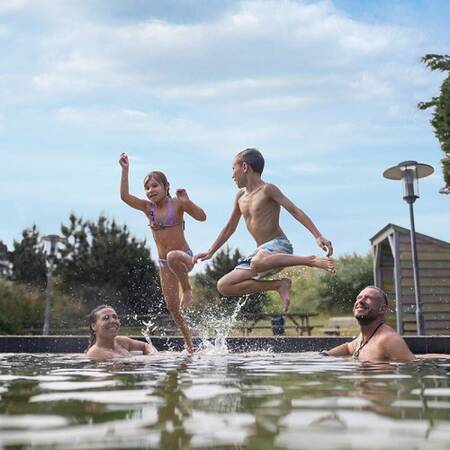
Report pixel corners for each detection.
[0,352,449,449]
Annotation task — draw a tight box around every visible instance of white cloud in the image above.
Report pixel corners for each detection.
[56,107,205,141]
[26,0,419,105]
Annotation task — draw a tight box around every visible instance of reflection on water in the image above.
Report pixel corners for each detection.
[0,352,449,449]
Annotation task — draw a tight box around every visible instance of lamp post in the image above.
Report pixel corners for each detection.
[41,234,65,335]
[383,161,434,335]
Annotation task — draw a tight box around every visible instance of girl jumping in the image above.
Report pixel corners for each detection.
[119,153,206,353]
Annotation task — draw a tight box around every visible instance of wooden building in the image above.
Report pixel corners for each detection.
[370,224,450,335]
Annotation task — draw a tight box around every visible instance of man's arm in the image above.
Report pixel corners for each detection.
[196,192,243,261]
[266,184,333,256]
[381,334,415,363]
[324,340,354,357]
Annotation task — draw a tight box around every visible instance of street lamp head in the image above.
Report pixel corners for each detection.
[383,161,434,204]
[41,234,66,257]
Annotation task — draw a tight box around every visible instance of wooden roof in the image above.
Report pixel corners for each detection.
[370,223,450,248]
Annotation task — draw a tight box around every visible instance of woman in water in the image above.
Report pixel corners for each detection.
[86,305,157,359]
[119,153,206,353]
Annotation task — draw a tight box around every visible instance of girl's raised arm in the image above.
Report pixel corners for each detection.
[119,153,149,213]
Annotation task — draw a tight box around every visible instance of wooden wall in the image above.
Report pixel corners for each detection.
[397,232,450,335]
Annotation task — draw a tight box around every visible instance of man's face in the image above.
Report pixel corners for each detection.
[232,157,246,188]
[353,288,386,325]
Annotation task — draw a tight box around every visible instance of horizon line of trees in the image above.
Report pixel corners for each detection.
[0,213,374,334]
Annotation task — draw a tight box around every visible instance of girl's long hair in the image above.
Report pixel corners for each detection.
[86,304,112,351]
[143,171,170,197]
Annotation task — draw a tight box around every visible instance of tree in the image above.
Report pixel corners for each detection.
[192,246,266,315]
[418,54,450,194]
[57,214,163,316]
[315,253,373,313]
[9,225,47,289]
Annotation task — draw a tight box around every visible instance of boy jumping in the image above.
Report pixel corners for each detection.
[195,148,335,312]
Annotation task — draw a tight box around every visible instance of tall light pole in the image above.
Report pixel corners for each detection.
[383,161,434,335]
[41,234,65,335]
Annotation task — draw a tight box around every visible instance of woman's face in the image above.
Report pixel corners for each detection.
[92,307,120,337]
[144,177,167,203]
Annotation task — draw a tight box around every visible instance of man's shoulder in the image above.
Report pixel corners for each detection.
[377,327,409,350]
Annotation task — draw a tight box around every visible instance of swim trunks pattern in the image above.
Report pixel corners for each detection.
[236,236,293,279]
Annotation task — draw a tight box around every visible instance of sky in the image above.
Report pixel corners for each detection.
[1,0,449,273]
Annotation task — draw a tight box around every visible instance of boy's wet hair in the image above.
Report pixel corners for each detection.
[144,171,170,196]
[365,285,388,305]
[236,148,265,175]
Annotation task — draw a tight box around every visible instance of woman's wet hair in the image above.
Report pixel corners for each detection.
[143,171,170,197]
[86,304,114,351]
[236,148,265,175]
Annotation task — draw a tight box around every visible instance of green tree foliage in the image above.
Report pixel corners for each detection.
[0,279,45,334]
[192,246,266,315]
[418,54,450,192]
[9,225,47,289]
[0,278,85,335]
[316,253,373,313]
[57,214,163,315]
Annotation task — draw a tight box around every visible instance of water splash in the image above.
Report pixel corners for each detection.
[190,296,248,355]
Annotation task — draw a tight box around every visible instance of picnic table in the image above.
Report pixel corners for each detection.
[124,312,320,337]
[238,312,319,336]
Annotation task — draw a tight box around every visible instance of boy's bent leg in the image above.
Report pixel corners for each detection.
[217,268,292,312]
[166,250,194,310]
[251,250,335,274]
[159,267,194,353]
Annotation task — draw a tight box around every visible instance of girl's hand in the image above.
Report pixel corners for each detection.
[119,153,129,169]
[176,188,190,204]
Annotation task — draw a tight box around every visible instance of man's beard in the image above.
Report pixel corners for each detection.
[355,313,378,326]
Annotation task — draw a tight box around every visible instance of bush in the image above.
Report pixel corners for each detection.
[0,278,87,334]
[0,279,45,334]
[316,253,373,313]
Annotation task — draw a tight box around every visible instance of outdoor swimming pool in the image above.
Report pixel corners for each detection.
[1,352,449,449]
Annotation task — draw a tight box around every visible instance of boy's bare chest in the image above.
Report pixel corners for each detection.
[239,192,273,217]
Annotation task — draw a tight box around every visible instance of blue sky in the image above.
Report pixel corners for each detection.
[1,0,449,273]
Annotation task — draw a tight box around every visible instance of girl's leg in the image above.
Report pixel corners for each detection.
[159,267,194,353]
[166,250,195,310]
[217,268,292,312]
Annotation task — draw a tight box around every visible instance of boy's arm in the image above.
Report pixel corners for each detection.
[176,189,207,221]
[119,153,149,213]
[196,192,242,261]
[266,184,333,256]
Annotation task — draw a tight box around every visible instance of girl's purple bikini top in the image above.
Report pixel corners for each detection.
[148,197,181,230]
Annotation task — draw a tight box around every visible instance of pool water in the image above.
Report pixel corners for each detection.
[0,352,449,449]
